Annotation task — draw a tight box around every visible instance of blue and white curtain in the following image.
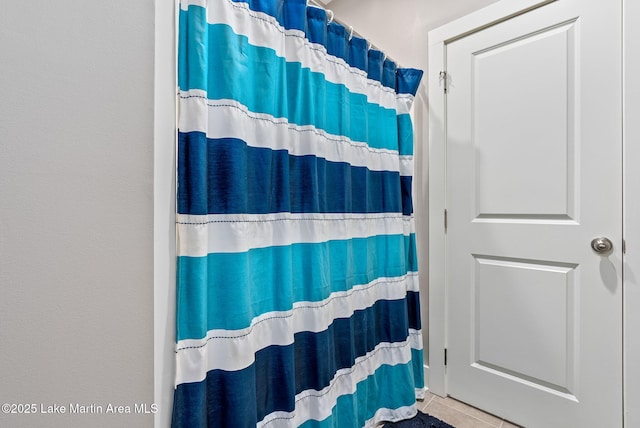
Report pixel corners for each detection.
[173,0,424,426]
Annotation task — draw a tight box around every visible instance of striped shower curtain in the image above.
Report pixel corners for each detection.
[173,0,424,426]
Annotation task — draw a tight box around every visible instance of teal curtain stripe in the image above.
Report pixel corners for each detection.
[176,233,416,340]
[411,348,425,389]
[398,114,415,156]
[178,6,207,96]
[178,7,399,151]
[298,363,417,428]
[405,232,419,272]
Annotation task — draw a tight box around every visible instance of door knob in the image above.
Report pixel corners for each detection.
[591,237,613,254]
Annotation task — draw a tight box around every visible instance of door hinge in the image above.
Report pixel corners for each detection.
[444,348,448,366]
[623,239,627,254]
[444,209,448,232]
[439,71,448,94]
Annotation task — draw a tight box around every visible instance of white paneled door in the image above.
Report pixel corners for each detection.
[444,0,622,426]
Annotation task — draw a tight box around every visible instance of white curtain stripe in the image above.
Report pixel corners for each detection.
[176,212,413,256]
[365,405,419,428]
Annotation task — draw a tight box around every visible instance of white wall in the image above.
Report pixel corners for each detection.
[0,1,155,427]
[328,0,499,370]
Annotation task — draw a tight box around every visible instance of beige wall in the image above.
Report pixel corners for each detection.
[0,1,155,427]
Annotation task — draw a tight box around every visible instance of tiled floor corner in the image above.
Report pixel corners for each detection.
[417,393,523,428]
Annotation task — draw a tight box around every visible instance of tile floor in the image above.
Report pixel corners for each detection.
[416,392,522,428]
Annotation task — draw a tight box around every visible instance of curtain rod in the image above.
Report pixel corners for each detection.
[306,0,400,66]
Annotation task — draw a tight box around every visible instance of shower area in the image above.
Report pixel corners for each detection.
[171,0,425,426]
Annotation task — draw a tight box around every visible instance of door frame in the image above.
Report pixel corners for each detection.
[623,0,640,425]
[427,0,639,425]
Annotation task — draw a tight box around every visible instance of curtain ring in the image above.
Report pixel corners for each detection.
[349,26,354,41]
[327,10,334,24]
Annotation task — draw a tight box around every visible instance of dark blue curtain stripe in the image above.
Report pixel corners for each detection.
[230,0,283,22]
[177,15,400,151]
[230,0,312,34]
[406,291,421,331]
[293,297,411,395]
[284,0,306,31]
[173,360,417,428]
[176,234,418,339]
[327,22,347,59]
[173,365,261,428]
[173,298,413,427]
[348,36,368,71]
[382,59,397,89]
[367,49,384,82]
[401,175,413,216]
[177,133,403,215]
[305,6,326,45]
[397,68,424,96]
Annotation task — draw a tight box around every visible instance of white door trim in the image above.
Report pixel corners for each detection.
[428,0,557,45]
[427,0,562,398]
[154,0,178,426]
[429,1,639,425]
[426,36,446,397]
[623,0,640,425]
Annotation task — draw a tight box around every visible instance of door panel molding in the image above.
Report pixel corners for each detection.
[428,0,566,399]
